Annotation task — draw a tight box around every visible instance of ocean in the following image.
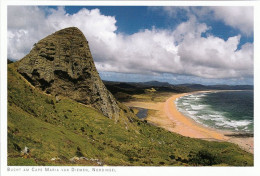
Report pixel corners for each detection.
[175,91,254,133]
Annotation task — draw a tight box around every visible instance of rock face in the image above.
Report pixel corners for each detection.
[17,27,119,119]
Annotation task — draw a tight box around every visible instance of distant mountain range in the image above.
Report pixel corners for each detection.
[140,81,172,87]
[103,80,253,91]
[177,83,253,91]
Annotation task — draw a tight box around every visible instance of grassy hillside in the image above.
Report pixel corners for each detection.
[8,63,253,166]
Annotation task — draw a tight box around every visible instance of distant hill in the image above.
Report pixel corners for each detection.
[141,81,171,87]
[179,84,253,91]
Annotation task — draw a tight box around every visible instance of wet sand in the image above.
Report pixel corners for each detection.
[124,91,254,154]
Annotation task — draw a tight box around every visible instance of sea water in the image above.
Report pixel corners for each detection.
[175,91,254,133]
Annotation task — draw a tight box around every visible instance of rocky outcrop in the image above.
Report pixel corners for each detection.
[17,27,119,119]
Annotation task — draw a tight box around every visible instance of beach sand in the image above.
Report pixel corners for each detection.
[124,91,254,154]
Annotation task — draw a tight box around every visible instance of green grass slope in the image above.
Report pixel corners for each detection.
[8,63,253,166]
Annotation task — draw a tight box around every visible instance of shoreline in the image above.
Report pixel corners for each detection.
[164,91,228,140]
[124,90,254,154]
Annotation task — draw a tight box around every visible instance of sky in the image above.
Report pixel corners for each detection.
[7,6,254,85]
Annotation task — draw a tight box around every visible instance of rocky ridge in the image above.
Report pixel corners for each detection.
[17,27,120,119]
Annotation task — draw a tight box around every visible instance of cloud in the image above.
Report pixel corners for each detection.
[8,6,118,60]
[160,6,254,36]
[210,7,253,36]
[178,34,253,78]
[173,16,209,43]
[8,6,53,60]
[7,6,253,80]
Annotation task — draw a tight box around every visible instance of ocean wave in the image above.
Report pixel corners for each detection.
[175,91,253,132]
[190,104,207,110]
[197,115,211,120]
[187,110,198,115]
[215,119,253,128]
[208,114,226,121]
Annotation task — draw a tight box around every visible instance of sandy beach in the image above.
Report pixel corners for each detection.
[124,91,254,154]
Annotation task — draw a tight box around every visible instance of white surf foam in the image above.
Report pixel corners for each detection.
[187,110,198,115]
[190,104,207,110]
[175,92,253,132]
[215,119,252,128]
